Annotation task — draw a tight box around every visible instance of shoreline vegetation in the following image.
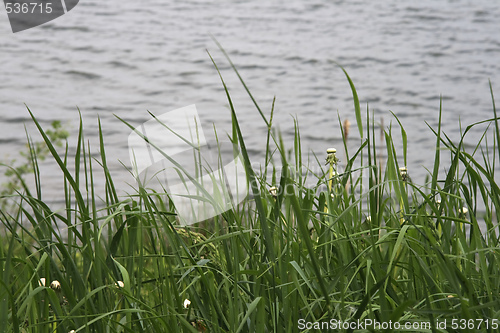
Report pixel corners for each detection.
[1,52,500,332]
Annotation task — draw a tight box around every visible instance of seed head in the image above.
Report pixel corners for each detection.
[343,119,351,139]
[326,148,339,165]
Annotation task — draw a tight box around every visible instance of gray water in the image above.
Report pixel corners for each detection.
[1,0,499,202]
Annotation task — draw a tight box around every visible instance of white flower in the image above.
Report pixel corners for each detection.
[38,278,46,287]
[69,330,76,333]
[183,299,191,308]
[115,281,125,288]
[50,280,61,291]
[269,186,278,198]
[399,167,409,181]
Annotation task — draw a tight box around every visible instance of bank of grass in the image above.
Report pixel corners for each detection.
[1,57,500,333]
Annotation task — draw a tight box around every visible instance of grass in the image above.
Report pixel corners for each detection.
[1,51,500,332]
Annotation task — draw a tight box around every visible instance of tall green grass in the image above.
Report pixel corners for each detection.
[1,54,500,332]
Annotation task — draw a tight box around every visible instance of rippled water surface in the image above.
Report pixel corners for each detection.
[1,0,499,199]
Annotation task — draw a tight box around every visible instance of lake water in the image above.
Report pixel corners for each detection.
[1,0,499,204]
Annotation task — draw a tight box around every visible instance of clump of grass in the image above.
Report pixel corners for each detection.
[1,51,500,333]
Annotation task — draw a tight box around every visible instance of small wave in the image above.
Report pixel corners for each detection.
[405,14,447,21]
[3,117,31,124]
[73,46,105,53]
[41,25,90,32]
[179,71,200,77]
[358,57,393,65]
[65,70,101,80]
[107,61,137,70]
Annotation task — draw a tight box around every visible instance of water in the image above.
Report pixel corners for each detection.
[1,0,499,203]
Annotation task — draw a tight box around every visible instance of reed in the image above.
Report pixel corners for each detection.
[1,53,499,332]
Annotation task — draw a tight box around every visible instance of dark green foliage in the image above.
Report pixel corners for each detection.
[1,57,500,332]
